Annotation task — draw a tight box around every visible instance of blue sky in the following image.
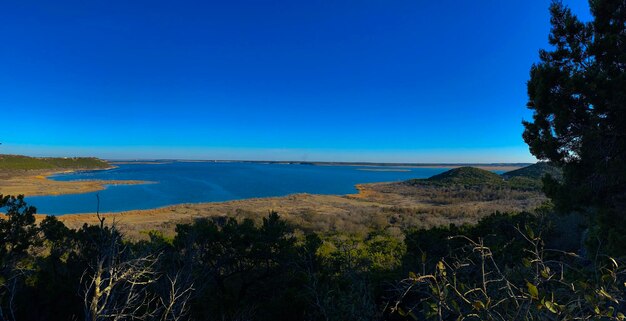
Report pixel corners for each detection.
[0,1,592,162]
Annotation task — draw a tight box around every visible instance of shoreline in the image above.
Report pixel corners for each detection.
[41,181,386,216]
[36,180,546,240]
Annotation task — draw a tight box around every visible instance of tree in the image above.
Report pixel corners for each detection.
[81,223,193,321]
[522,0,626,254]
[173,212,300,321]
[0,195,38,259]
[0,195,39,321]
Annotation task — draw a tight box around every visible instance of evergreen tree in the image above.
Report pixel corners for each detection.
[523,0,626,254]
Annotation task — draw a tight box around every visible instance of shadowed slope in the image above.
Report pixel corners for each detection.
[502,162,562,180]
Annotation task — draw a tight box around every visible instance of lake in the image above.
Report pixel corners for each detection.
[26,162,501,215]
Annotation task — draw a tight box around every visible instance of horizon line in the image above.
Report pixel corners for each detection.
[104,158,536,166]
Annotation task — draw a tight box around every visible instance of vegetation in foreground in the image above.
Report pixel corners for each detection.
[1,195,625,321]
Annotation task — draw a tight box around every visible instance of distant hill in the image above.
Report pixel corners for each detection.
[0,154,110,170]
[427,167,505,185]
[404,166,506,187]
[502,162,562,180]
[408,163,562,191]
[401,166,552,191]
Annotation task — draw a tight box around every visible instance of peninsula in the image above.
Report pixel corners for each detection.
[0,154,152,196]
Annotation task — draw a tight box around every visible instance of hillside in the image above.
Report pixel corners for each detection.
[404,167,505,187]
[427,166,504,185]
[396,166,547,197]
[499,163,562,190]
[502,162,562,180]
[0,154,110,170]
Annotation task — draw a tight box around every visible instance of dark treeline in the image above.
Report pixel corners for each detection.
[2,195,626,321]
[1,194,408,321]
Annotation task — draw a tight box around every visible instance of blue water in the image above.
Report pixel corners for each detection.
[25,162,494,215]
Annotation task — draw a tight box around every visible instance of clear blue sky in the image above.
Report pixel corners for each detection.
[0,0,591,162]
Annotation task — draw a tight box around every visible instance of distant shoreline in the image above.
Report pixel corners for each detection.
[357,168,412,172]
[109,161,172,165]
[108,159,528,172]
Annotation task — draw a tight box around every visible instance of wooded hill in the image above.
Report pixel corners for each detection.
[0,154,110,170]
[402,163,561,191]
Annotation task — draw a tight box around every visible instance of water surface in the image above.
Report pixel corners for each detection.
[26,162,493,215]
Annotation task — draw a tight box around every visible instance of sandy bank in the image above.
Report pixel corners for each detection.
[0,169,153,197]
